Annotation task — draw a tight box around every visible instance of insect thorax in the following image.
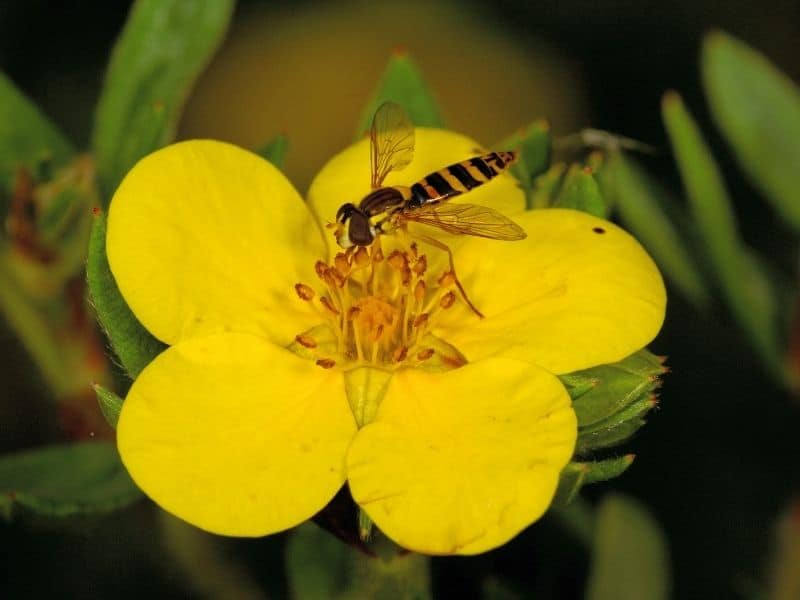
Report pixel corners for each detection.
[358,186,411,217]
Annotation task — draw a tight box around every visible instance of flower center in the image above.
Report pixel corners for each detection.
[292,237,466,370]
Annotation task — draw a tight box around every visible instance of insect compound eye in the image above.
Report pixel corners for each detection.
[348,211,375,246]
[336,203,356,224]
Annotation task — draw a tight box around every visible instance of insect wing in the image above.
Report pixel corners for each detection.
[370,101,415,189]
[402,202,527,241]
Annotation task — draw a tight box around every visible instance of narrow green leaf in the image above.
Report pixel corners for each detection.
[599,152,710,307]
[92,0,234,199]
[662,92,784,381]
[586,494,671,600]
[255,134,289,170]
[0,72,74,189]
[93,383,123,428]
[87,210,166,378]
[0,442,141,520]
[286,522,432,600]
[355,52,443,137]
[554,163,607,217]
[702,30,800,230]
[496,120,551,207]
[581,454,636,484]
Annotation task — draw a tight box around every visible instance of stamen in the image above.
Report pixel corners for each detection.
[294,283,315,301]
[414,280,426,303]
[417,348,435,361]
[315,260,328,279]
[438,271,456,287]
[440,291,456,309]
[334,253,350,276]
[354,246,370,268]
[412,254,427,275]
[387,250,408,272]
[295,333,317,348]
[372,247,384,262]
[320,296,340,315]
[392,346,409,363]
[413,313,429,328]
[316,358,336,369]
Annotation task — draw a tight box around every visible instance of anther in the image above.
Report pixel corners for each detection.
[387,250,408,271]
[316,358,336,369]
[295,333,317,348]
[392,346,409,363]
[409,242,418,258]
[372,324,385,342]
[354,246,370,268]
[328,269,346,288]
[413,313,429,328]
[334,253,350,276]
[347,306,361,320]
[417,348,435,361]
[320,296,340,315]
[315,260,329,279]
[438,271,456,287]
[294,283,315,301]
[440,291,456,309]
[412,254,427,275]
[414,280,426,303]
[401,267,412,286]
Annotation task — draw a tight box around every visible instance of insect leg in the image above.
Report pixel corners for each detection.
[411,232,484,319]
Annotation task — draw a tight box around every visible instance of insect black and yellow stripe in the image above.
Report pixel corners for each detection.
[409,151,518,205]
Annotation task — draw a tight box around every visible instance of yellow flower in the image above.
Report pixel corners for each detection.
[106,131,665,555]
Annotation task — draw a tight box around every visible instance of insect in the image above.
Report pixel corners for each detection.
[333,101,526,317]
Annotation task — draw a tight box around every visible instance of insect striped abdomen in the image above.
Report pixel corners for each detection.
[410,151,518,205]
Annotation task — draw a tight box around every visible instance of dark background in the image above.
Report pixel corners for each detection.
[1,1,799,598]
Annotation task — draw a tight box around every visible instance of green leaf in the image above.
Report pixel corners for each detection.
[255,134,289,170]
[561,349,665,429]
[554,456,636,507]
[0,442,141,520]
[355,52,443,137]
[662,92,784,381]
[0,72,74,189]
[87,210,166,378]
[286,523,432,600]
[586,494,670,600]
[91,0,234,200]
[554,163,607,217]
[93,383,123,428]
[702,30,800,231]
[599,152,710,307]
[496,121,551,208]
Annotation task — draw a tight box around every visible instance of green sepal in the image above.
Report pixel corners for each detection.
[0,72,74,190]
[529,162,566,209]
[495,120,551,208]
[355,52,444,137]
[255,133,289,170]
[93,383,124,428]
[91,0,234,200]
[586,494,671,600]
[0,442,141,521]
[702,30,800,231]
[598,152,710,308]
[286,522,432,600]
[561,349,665,429]
[554,163,608,218]
[86,210,166,378]
[553,455,636,506]
[662,91,784,381]
[577,408,654,454]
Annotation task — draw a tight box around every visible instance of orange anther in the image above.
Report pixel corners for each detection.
[354,246,370,268]
[316,358,336,369]
[413,313,429,328]
[414,280,426,303]
[387,250,408,271]
[417,348,435,361]
[392,346,409,363]
[401,267,412,286]
[440,291,456,309]
[294,283,315,301]
[295,333,317,348]
[347,306,361,320]
[320,296,340,315]
[412,254,427,275]
[315,260,329,279]
[334,253,350,276]
[372,324,385,342]
[329,269,346,288]
[438,271,456,287]
[409,242,419,258]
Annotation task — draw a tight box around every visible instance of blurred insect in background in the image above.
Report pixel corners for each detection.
[333,101,526,317]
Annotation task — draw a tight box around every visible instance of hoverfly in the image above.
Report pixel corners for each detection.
[333,101,526,317]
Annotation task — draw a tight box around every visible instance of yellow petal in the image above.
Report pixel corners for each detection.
[433,209,666,374]
[307,128,526,255]
[117,332,356,537]
[347,358,576,555]
[107,140,325,346]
